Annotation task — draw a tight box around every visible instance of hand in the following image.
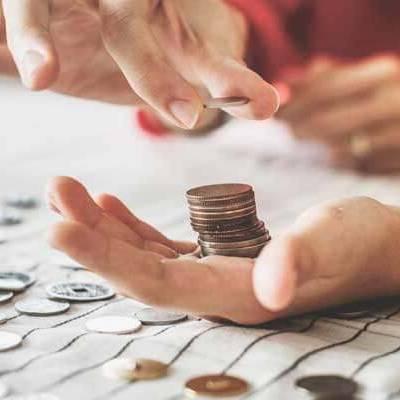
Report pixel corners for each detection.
[277,56,400,173]
[47,177,400,325]
[1,0,278,129]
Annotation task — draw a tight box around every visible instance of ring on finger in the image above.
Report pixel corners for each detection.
[349,132,372,159]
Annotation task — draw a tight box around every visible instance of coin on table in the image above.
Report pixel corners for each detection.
[0,209,22,226]
[86,316,141,334]
[0,313,8,324]
[0,290,14,304]
[185,374,250,397]
[295,375,359,397]
[5,195,38,209]
[0,331,22,351]
[135,308,188,326]
[0,381,9,398]
[0,272,35,292]
[102,358,168,381]
[15,299,70,316]
[327,303,370,319]
[46,282,115,302]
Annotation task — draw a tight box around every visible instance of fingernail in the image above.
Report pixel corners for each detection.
[22,50,45,86]
[169,100,200,129]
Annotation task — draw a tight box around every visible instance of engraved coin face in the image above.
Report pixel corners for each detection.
[295,375,358,396]
[0,331,22,351]
[0,272,35,292]
[46,282,115,302]
[0,291,13,304]
[0,209,22,226]
[102,358,168,381]
[185,375,250,397]
[135,308,188,326]
[86,316,141,334]
[5,195,38,209]
[15,299,70,316]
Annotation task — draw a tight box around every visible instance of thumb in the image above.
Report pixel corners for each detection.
[195,56,280,120]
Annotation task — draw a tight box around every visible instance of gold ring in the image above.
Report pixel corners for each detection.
[349,133,372,159]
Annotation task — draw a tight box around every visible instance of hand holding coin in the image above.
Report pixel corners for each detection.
[48,177,400,325]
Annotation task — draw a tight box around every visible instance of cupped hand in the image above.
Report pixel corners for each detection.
[47,177,400,325]
[1,0,278,129]
[277,56,400,173]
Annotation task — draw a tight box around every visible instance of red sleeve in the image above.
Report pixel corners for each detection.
[226,0,303,80]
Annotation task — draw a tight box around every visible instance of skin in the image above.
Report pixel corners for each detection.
[0,0,279,129]
[48,176,400,325]
[277,56,400,173]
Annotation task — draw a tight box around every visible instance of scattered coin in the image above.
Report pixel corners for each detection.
[0,331,22,351]
[15,299,70,316]
[203,96,249,109]
[186,184,270,258]
[0,381,9,398]
[5,195,38,209]
[327,303,371,319]
[135,308,188,326]
[0,291,14,304]
[185,374,249,397]
[0,209,22,226]
[46,282,115,302]
[295,375,358,397]
[0,314,8,324]
[86,316,142,334]
[0,272,35,292]
[102,358,168,381]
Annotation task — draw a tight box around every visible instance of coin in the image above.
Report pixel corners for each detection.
[0,331,22,351]
[15,299,70,316]
[102,358,168,381]
[0,381,9,398]
[204,96,249,109]
[295,375,358,397]
[327,303,370,319]
[135,308,188,326]
[5,195,38,209]
[185,374,249,397]
[46,282,115,302]
[0,291,14,304]
[0,209,22,226]
[0,313,8,324]
[85,316,142,334]
[0,272,35,292]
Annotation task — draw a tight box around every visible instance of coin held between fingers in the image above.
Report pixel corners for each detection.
[204,96,249,109]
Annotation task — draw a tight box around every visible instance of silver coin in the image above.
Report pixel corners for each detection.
[0,381,9,398]
[135,308,188,326]
[6,394,59,400]
[15,299,70,316]
[296,375,358,397]
[0,313,7,324]
[0,291,14,304]
[86,316,142,334]
[0,331,22,351]
[204,96,249,109]
[0,209,22,226]
[5,195,38,209]
[0,272,35,292]
[46,282,115,302]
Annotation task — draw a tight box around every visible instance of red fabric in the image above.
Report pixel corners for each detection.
[227,0,400,80]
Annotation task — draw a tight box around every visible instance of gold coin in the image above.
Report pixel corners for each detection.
[185,374,249,397]
[131,359,169,380]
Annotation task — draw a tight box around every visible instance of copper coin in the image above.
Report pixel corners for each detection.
[186,184,253,201]
[185,374,249,397]
[188,199,256,213]
[295,375,358,397]
[189,205,256,220]
[191,214,259,231]
[132,359,169,380]
[199,222,266,242]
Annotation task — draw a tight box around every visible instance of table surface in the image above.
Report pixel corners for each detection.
[2,77,400,400]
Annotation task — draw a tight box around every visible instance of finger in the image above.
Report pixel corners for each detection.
[49,221,272,324]
[291,83,400,140]
[280,56,400,120]
[99,0,203,129]
[46,176,177,258]
[96,193,197,254]
[195,56,279,120]
[2,0,59,90]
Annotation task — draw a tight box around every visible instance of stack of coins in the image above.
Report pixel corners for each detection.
[186,184,270,258]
